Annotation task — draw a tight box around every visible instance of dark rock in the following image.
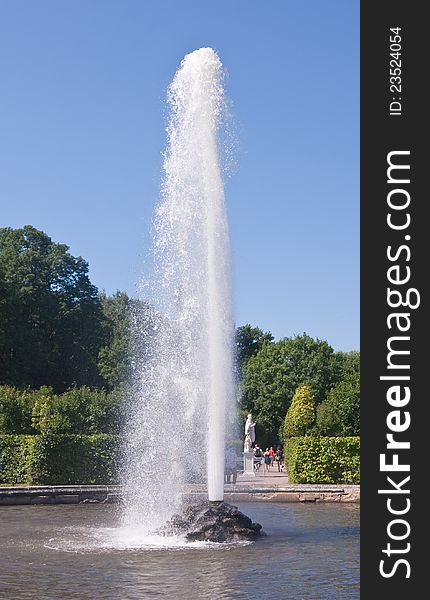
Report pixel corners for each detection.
[157,501,263,542]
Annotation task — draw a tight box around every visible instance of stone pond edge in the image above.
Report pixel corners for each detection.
[0,484,360,506]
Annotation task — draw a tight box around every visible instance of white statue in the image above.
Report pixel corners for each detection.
[244,413,256,453]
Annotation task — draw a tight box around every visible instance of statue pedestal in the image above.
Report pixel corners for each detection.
[243,452,255,477]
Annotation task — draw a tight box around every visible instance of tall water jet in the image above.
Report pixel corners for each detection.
[122,48,235,530]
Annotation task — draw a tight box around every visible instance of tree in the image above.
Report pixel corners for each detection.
[316,372,360,436]
[242,333,339,444]
[333,350,360,379]
[283,384,316,438]
[97,292,161,388]
[98,291,132,388]
[0,226,104,392]
[235,324,273,377]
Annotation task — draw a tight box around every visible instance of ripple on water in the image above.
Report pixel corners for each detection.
[0,503,359,600]
[43,525,252,553]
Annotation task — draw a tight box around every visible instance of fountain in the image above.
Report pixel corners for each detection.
[122,47,262,541]
[0,48,360,599]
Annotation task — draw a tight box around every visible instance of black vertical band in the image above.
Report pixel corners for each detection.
[361,2,426,596]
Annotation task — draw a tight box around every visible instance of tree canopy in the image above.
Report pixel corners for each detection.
[242,333,344,444]
[316,371,360,436]
[98,291,133,388]
[235,324,273,376]
[0,226,104,392]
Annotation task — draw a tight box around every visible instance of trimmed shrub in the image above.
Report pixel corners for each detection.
[285,436,360,484]
[0,434,121,485]
[283,384,316,438]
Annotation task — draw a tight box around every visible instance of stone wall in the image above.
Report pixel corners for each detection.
[0,484,359,506]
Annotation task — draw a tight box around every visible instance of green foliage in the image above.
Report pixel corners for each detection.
[334,350,360,379]
[98,292,160,388]
[98,291,132,388]
[0,434,121,485]
[235,324,273,377]
[0,386,122,483]
[316,372,360,436]
[285,436,360,484]
[0,386,35,434]
[1,385,123,435]
[283,384,315,437]
[0,435,37,483]
[242,333,339,444]
[0,226,104,392]
[32,387,124,435]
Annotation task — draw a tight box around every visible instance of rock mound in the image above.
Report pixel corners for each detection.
[157,501,263,543]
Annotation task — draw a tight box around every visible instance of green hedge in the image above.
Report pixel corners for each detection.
[0,435,37,483]
[285,436,360,484]
[0,386,41,434]
[0,434,121,485]
[0,385,124,435]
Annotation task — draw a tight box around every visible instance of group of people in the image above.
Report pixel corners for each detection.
[224,443,285,483]
[253,444,284,473]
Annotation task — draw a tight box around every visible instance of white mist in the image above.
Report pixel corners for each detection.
[122,48,234,531]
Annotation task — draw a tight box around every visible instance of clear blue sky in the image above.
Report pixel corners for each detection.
[0,0,359,351]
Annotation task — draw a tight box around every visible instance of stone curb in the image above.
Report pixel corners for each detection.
[0,484,359,506]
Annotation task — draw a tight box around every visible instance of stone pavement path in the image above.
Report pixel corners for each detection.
[236,466,289,486]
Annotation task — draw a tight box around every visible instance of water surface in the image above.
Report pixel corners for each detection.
[0,502,359,599]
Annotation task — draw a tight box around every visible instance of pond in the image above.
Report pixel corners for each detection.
[0,502,359,599]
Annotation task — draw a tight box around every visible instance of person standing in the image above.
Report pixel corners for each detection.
[263,448,271,474]
[269,446,275,467]
[253,443,263,471]
[275,446,284,472]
